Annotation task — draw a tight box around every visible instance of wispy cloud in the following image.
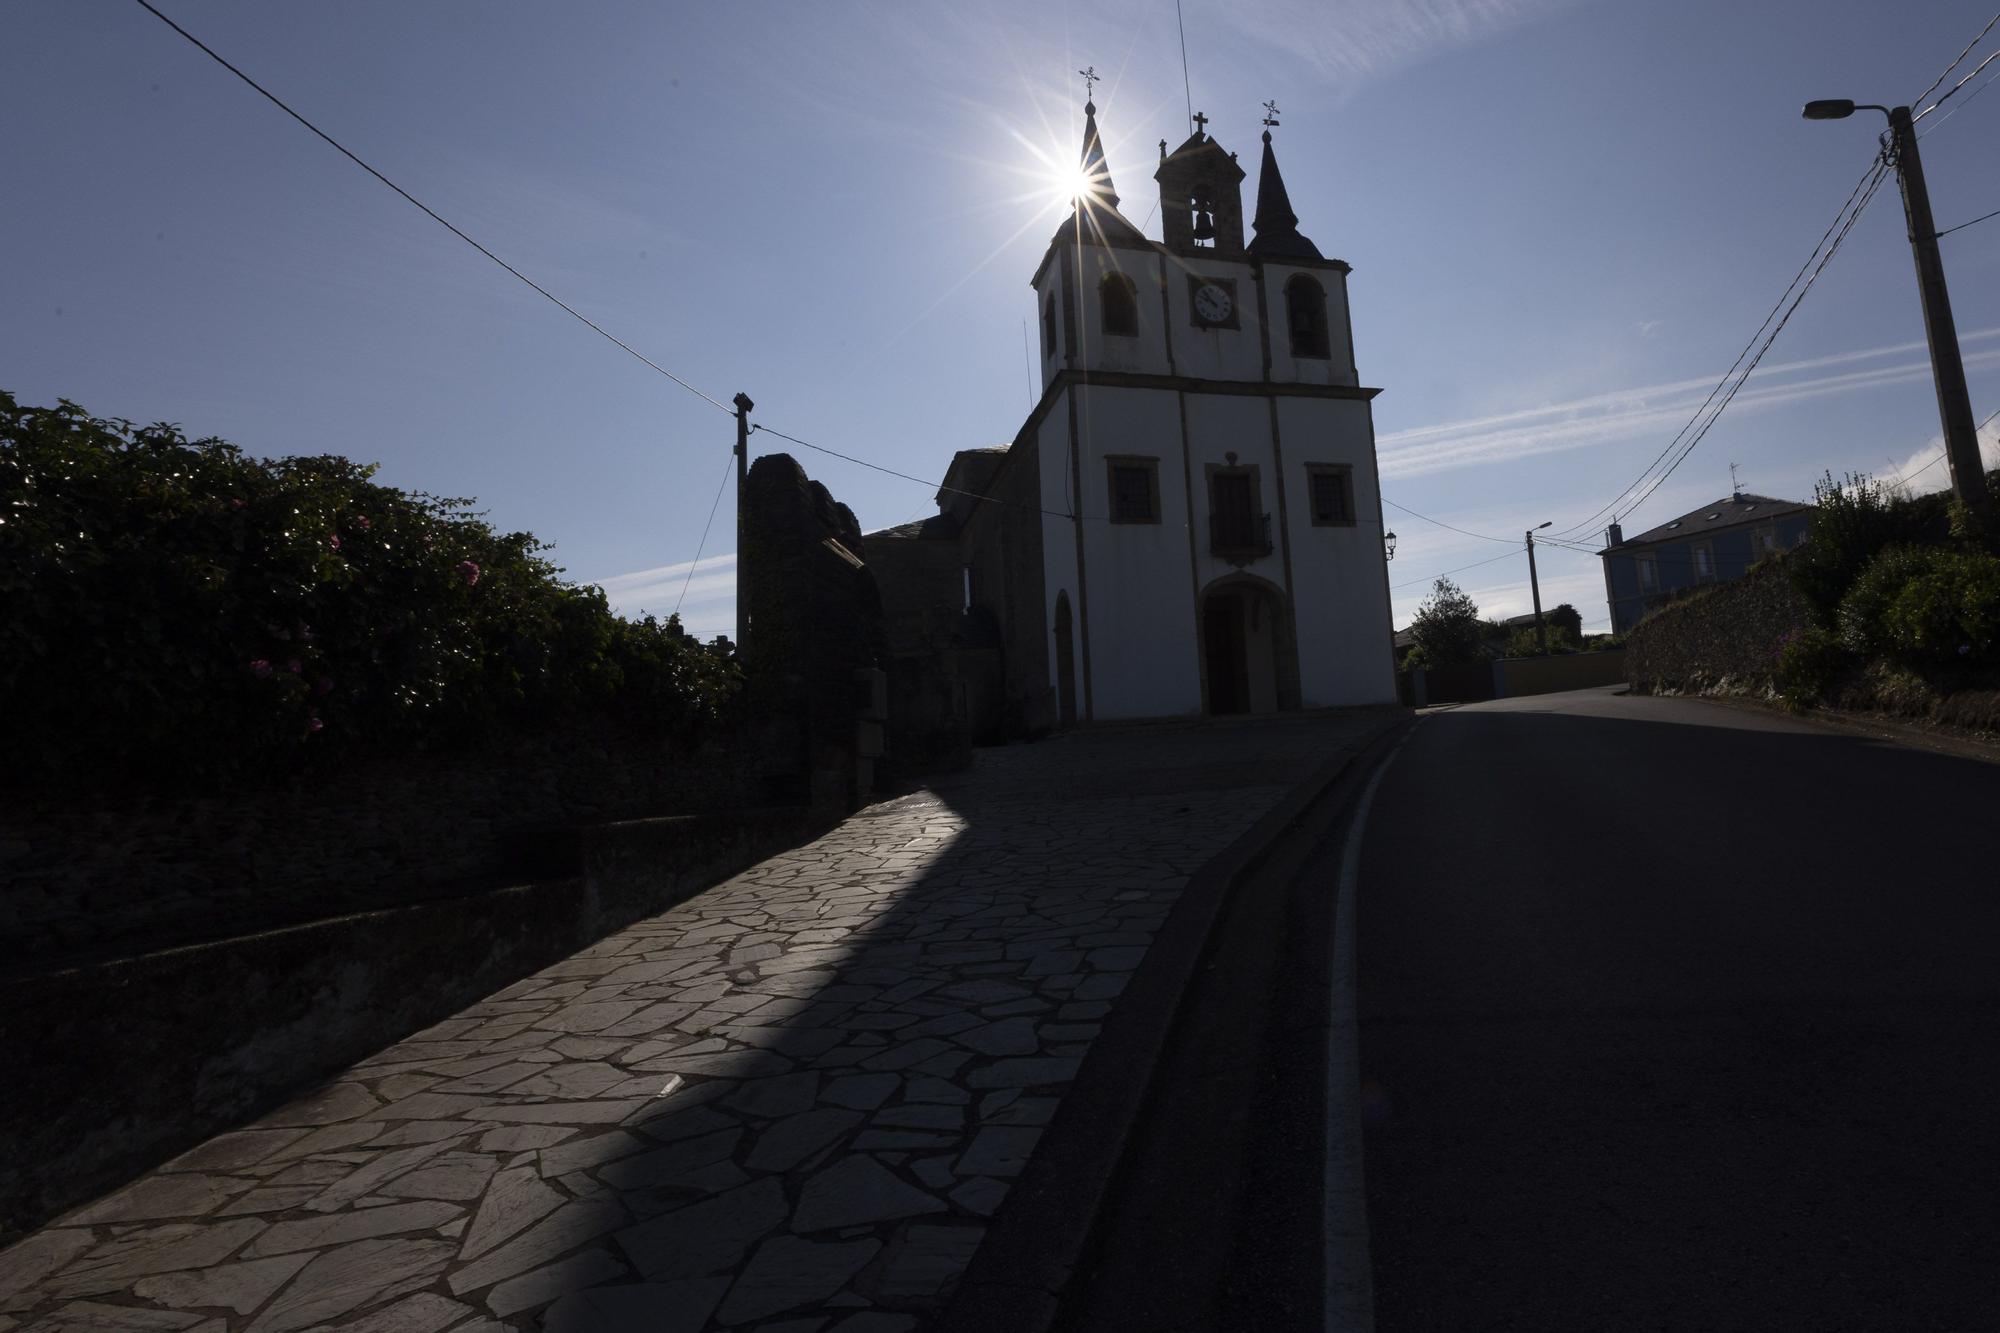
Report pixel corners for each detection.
[1214,0,1576,81]
[1378,329,2000,480]
[591,552,735,627]
[1881,415,2000,497]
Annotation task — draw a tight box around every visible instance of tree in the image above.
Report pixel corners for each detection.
[1408,577,1484,667]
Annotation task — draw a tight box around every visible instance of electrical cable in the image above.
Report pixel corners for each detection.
[1611,157,1893,526]
[1390,547,1518,591]
[1919,60,2000,137]
[1938,205,2000,238]
[1549,153,1886,541]
[130,0,733,417]
[1911,11,2000,110]
[1382,497,1516,545]
[752,423,1087,522]
[672,452,735,621]
[1914,46,2000,123]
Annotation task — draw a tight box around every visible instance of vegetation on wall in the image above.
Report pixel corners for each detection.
[0,392,739,789]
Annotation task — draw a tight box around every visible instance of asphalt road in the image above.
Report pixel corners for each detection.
[1358,688,2000,1330]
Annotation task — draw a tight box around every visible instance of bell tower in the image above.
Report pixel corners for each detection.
[1154,113,1246,257]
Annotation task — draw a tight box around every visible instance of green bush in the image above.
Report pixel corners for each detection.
[1788,470,1950,624]
[0,392,738,788]
[1836,545,1941,657]
[1774,625,1847,708]
[1880,550,2000,672]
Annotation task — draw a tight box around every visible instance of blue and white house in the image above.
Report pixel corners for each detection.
[1599,493,1812,634]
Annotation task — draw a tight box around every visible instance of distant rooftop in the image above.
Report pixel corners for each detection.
[1617,493,1808,548]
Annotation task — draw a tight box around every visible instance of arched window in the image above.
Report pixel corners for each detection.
[1043,296,1059,358]
[1286,275,1330,359]
[1099,273,1139,337]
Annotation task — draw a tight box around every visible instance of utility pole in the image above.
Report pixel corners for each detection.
[1887,105,1989,520]
[1804,98,1988,517]
[733,391,754,654]
[1526,521,1551,654]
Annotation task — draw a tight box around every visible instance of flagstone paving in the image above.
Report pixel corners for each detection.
[1,712,1388,1332]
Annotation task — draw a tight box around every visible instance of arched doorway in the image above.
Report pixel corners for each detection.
[1053,591,1078,728]
[1198,575,1300,715]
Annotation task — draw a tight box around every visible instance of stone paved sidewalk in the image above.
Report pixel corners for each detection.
[0,711,1391,1333]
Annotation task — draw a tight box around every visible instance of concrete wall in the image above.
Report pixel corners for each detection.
[1258,262,1357,388]
[0,808,819,1241]
[1495,649,1629,698]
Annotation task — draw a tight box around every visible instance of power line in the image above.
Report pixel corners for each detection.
[1551,153,1886,542]
[1390,547,1518,591]
[673,453,735,620]
[1911,11,2000,109]
[130,0,732,417]
[1914,46,2000,123]
[1919,59,2000,137]
[752,423,1084,522]
[1938,205,2000,237]
[1382,497,1515,545]
[1612,157,1893,526]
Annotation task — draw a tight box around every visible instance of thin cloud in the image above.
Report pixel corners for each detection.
[1379,330,2000,480]
[1215,0,1576,81]
[591,552,736,622]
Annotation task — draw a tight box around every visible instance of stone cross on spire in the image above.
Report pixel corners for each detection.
[1191,110,1209,137]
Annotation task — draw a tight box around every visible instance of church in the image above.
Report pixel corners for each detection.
[868,91,1397,734]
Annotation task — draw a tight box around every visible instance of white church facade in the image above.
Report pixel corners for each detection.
[869,96,1397,730]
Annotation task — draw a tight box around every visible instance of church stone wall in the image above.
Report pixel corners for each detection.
[1163,254,1270,382]
[1278,396,1397,705]
[1037,409,1083,711]
[1259,261,1357,388]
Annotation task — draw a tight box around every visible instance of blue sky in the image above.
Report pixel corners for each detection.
[6,0,1998,637]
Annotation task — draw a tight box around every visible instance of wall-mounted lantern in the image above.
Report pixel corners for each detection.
[1385,530,1398,561]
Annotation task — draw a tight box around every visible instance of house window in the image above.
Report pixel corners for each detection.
[1637,553,1658,593]
[1100,273,1139,337]
[1692,542,1715,583]
[1305,464,1354,526]
[1286,275,1330,359]
[1751,526,1778,559]
[1043,296,1058,358]
[1106,456,1160,524]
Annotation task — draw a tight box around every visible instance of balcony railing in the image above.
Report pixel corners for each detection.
[1209,510,1273,560]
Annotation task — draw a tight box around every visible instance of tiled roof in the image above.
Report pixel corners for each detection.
[867,513,959,541]
[1619,493,1809,548]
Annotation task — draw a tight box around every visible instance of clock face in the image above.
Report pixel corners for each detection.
[1194,283,1233,324]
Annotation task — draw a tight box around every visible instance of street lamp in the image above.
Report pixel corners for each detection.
[1803,98,1988,516]
[1385,530,1398,561]
[1526,521,1551,654]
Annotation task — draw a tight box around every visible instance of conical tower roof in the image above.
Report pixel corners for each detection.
[1247,129,1323,261]
[1079,99,1120,211]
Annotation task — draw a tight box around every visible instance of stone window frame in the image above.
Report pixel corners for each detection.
[1205,459,1269,563]
[1105,454,1163,525]
[1304,463,1356,527]
[1285,274,1331,359]
[1099,272,1140,338]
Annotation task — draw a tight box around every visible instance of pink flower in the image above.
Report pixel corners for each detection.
[457,560,481,586]
[315,676,334,696]
[287,658,303,675]
[249,659,272,678]
[307,713,324,734]
[230,498,246,510]
[328,534,342,551]
[354,514,372,531]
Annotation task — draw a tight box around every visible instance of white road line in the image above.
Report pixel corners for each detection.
[1325,727,1413,1333]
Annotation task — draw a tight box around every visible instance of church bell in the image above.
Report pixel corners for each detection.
[1192,208,1216,241]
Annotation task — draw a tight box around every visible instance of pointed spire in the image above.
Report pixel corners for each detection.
[1247,125,1323,260]
[1079,97,1121,210]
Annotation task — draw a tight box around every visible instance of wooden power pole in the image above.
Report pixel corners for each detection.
[733,391,754,653]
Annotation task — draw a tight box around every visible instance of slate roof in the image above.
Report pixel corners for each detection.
[868,513,959,541]
[1618,493,1809,548]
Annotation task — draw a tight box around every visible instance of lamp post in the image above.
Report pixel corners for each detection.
[1526,521,1551,654]
[1803,98,1988,518]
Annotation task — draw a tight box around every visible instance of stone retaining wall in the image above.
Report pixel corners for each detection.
[1624,559,1814,695]
[0,806,819,1242]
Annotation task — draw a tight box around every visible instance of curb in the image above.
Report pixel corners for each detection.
[938,708,1413,1332]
